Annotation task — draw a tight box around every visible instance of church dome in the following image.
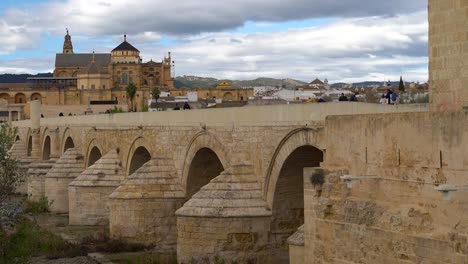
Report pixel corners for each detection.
[112,35,139,52]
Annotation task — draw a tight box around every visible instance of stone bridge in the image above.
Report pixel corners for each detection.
[10,102,425,263]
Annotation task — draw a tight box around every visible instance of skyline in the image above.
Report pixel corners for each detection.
[0,0,428,83]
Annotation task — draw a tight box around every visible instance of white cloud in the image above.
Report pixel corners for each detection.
[0,1,429,82]
[137,11,429,82]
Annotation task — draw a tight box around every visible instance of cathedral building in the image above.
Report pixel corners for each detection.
[55,31,174,90]
[0,31,174,114]
[0,30,253,117]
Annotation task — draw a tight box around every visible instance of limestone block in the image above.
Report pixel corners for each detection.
[288,225,305,264]
[27,160,56,202]
[69,149,124,226]
[176,164,273,263]
[45,148,85,213]
[109,157,185,251]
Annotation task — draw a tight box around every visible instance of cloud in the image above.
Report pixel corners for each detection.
[0,1,429,82]
[0,57,54,74]
[1,0,426,37]
[139,11,428,82]
[111,32,161,45]
[0,21,41,55]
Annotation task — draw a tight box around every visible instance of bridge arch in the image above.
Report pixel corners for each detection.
[26,128,32,157]
[61,128,75,153]
[264,128,324,208]
[85,139,103,167]
[181,131,228,198]
[125,137,152,176]
[42,135,51,160]
[264,128,324,261]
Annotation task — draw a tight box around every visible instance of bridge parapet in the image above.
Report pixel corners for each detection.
[12,103,428,128]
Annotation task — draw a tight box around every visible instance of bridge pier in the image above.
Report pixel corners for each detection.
[68,149,124,226]
[176,164,272,263]
[45,148,84,213]
[109,157,185,251]
[27,160,56,202]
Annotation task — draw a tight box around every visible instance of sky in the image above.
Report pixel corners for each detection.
[0,0,428,83]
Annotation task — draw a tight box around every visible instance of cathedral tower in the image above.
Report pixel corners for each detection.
[63,29,74,54]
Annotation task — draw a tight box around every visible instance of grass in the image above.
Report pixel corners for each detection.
[0,218,87,263]
[108,251,177,264]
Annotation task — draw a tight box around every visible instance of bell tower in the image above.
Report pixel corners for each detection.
[63,28,74,54]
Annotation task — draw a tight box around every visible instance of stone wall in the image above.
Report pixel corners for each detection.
[429,0,468,111]
[296,112,468,263]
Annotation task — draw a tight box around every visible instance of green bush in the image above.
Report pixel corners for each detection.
[0,124,21,199]
[24,196,53,214]
[109,106,125,113]
[0,219,86,263]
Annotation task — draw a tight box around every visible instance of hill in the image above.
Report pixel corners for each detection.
[0,73,53,83]
[174,76,307,89]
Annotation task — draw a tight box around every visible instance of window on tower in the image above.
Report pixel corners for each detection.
[122,73,128,84]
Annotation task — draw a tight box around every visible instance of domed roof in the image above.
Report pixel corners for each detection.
[112,35,139,52]
[80,53,108,75]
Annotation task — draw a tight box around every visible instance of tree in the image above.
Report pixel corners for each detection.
[151,87,161,100]
[399,76,405,93]
[126,83,137,112]
[0,124,21,199]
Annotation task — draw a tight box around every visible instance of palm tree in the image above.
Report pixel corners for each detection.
[126,83,137,112]
[151,87,161,100]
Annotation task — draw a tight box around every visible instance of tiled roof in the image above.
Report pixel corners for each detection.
[55,53,111,68]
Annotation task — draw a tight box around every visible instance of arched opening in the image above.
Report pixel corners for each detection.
[15,93,26,104]
[271,145,323,262]
[15,135,20,142]
[31,93,42,103]
[186,148,224,199]
[128,147,151,176]
[27,136,32,156]
[63,137,75,152]
[42,136,51,160]
[223,92,234,101]
[88,147,102,167]
[0,93,10,102]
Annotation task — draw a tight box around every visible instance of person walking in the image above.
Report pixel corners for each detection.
[386,89,393,104]
[391,91,398,105]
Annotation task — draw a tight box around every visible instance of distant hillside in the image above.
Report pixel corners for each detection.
[331,81,400,88]
[232,78,307,89]
[174,76,307,89]
[174,76,219,89]
[0,73,53,83]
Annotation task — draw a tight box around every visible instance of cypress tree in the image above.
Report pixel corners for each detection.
[399,76,405,92]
